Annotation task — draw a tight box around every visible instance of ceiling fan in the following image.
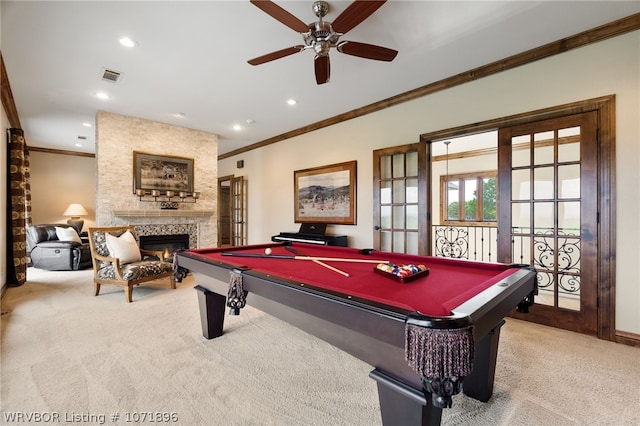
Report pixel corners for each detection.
[248,0,398,85]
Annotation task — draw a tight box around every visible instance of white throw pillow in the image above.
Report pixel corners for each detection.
[55,226,82,243]
[105,230,142,264]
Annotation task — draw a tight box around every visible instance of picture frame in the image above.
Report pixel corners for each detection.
[294,161,356,225]
[133,151,194,193]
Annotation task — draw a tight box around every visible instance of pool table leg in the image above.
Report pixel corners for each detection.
[370,369,442,426]
[463,320,505,402]
[195,285,226,339]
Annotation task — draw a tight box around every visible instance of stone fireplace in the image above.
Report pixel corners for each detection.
[95,111,218,248]
[108,211,215,248]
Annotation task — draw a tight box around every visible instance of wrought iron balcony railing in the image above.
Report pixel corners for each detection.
[433,225,581,297]
[432,224,498,262]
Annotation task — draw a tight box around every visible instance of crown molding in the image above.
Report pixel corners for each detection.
[27,146,95,158]
[1,51,21,129]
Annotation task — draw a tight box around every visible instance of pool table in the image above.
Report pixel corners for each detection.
[175,242,536,426]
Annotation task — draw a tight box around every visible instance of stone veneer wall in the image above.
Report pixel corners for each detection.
[95,111,218,248]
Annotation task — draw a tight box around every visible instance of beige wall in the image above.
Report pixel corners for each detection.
[28,151,96,232]
[218,31,640,335]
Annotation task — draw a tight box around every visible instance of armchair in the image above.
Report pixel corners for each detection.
[26,224,92,270]
[88,226,175,303]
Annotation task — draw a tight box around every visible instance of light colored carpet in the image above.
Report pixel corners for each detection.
[1,268,639,426]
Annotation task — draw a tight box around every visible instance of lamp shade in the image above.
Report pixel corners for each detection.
[62,203,88,218]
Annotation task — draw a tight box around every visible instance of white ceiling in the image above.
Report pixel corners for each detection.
[2,1,639,156]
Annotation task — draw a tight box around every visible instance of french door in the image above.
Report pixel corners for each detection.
[497,112,599,335]
[372,143,427,254]
[217,175,246,247]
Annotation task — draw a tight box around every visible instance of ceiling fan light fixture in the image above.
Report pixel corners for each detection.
[249,0,396,85]
[309,20,333,41]
[314,41,331,56]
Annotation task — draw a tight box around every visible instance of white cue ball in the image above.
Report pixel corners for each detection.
[265,248,272,255]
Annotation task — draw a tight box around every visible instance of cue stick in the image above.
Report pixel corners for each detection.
[286,246,350,278]
[220,252,388,264]
[311,261,349,277]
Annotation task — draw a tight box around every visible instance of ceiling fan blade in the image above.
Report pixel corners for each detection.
[250,0,309,33]
[331,0,386,34]
[314,55,330,85]
[248,46,305,65]
[337,41,397,61]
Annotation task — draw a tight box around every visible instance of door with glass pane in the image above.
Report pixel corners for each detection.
[373,143,427,254]
[231,175,246,246]
[497,112,598,335]
[218,175,246,247]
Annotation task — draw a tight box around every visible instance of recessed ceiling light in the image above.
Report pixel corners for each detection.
[233,124,242,131]
[75,143,83,147]
[287,99,297,106]
[96,92,109,100]
[119,37,137,48]
[82,122,92,127]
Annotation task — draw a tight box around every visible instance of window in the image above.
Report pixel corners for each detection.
[440,172,497,225]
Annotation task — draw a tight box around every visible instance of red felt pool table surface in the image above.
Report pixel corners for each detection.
[186,243,519,317]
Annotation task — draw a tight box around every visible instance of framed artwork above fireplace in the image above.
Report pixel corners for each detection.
[133,151,194,193]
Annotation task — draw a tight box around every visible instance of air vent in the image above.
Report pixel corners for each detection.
[78,136,87,140]
[102,68,122,83]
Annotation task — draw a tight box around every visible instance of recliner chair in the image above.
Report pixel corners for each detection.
[26,224,92,271]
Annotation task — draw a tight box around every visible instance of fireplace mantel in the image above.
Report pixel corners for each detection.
[112,210,214,218]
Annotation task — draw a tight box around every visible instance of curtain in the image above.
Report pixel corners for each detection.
[6,128,31,286]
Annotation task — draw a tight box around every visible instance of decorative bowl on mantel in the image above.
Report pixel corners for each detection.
[160,202,179,210]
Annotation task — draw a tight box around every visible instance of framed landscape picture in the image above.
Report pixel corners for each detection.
[133,151,194,193]
[294,161,356,225]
